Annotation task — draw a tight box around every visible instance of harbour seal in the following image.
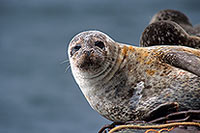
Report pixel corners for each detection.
[150,9,200,35]
[68,30,200,122]
[140,21,200,48]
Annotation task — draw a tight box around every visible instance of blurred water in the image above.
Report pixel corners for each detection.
[0,0,200,133]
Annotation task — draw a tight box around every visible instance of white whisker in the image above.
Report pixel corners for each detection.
[65,65,71,73]
[60,59,70,65]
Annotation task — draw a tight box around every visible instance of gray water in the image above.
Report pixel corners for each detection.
[0,0,200,133]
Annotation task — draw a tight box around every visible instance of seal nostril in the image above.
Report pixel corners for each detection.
[84,50,91,56]
[91,49,94,54]
[95,41,105,50]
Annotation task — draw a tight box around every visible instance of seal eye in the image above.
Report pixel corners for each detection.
[71,44,81,57]
[95,41,105,50]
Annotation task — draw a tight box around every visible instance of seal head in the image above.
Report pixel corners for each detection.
[68,31,118,79]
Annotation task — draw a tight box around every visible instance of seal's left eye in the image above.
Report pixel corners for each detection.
[71,44,81,56]
[95,41,105,50]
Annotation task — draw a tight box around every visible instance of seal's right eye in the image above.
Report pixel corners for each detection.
[70,44,81,57]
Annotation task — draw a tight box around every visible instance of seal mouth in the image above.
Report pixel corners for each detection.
[74,48,107,75]
[78,51,103,70]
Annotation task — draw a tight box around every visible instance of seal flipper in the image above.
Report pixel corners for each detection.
[144,102,179,123]
[161,51,200,76]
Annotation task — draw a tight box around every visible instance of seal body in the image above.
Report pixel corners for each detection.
[150,9,200,35]
[140,21,200,48]
[141,9,200,48]
[68,31,200,122]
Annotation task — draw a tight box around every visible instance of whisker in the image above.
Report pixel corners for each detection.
[60,59,70,65]
[65,65,71,73]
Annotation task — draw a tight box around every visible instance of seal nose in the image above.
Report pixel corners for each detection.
[84,50,90,56]
[83,49,94,56]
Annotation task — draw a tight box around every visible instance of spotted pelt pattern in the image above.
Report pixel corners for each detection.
[140,9,200,48]
[140,21,200,48]
[149,9,200,36]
